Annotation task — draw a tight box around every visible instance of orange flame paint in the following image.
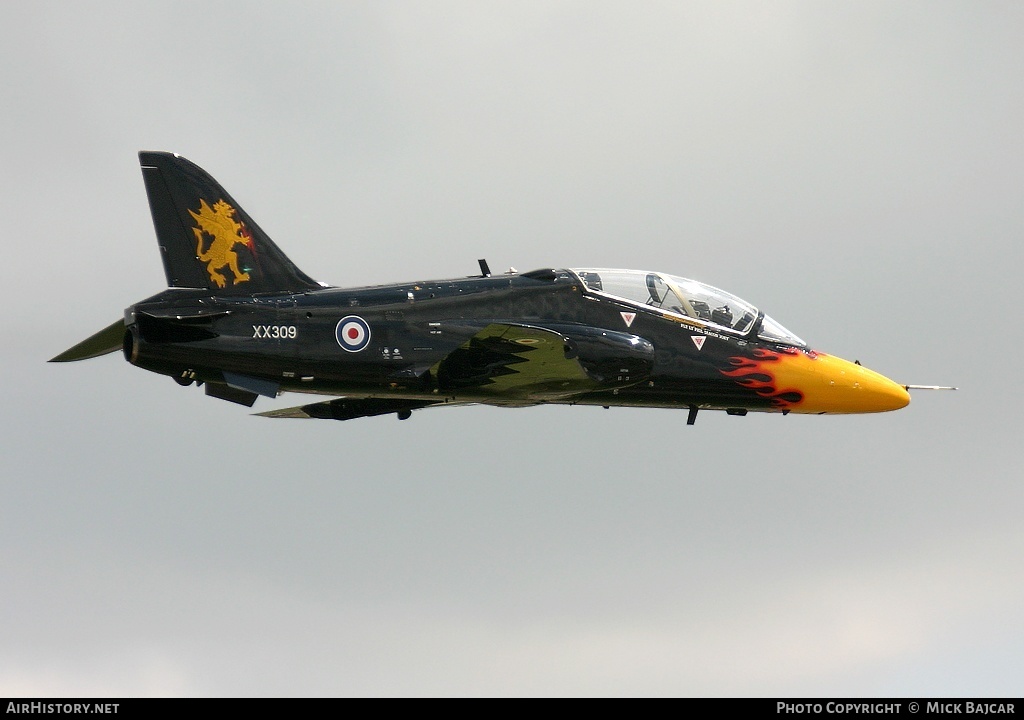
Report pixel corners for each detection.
[720,348,810,409]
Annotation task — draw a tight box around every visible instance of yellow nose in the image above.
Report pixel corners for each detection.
[795,353,910,414]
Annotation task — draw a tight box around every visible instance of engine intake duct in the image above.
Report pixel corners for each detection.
[545,324,655,384]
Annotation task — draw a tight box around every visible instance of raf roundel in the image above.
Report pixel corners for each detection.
[335,315,371,352]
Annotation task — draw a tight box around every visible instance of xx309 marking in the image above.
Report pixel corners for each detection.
[253,325,297,339]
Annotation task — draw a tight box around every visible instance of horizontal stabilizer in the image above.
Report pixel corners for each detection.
[50,320,124,362]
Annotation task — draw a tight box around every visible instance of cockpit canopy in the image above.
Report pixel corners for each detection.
[570,268,806,347]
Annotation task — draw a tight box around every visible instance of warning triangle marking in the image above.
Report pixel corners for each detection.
[620,312,636,328]
[691,335,706,351]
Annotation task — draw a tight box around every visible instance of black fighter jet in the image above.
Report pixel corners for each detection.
[52,152,940,424]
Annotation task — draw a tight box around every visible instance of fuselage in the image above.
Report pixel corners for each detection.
[124,268,910,416]
[53,153,917,424]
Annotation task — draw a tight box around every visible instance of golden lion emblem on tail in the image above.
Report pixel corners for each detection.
[189,199,252,288]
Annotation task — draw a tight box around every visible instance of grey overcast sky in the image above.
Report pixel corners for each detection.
[1,1,1021,697]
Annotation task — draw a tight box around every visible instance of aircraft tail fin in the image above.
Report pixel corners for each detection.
[139,152,321,295]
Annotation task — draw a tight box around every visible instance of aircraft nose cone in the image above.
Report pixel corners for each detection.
[846,361,910,412]
[811,354,910,413]
[721,348,911,414]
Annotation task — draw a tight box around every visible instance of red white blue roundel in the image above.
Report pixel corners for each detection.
[335,315,371,352]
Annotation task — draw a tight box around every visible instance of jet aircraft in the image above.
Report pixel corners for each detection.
[52,152,947,424]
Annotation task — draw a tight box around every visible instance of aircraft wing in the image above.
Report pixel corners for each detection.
[255,322,652,421]
[432,322,652,402]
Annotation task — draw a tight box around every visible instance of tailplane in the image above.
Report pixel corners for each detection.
[139,152,320,294]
